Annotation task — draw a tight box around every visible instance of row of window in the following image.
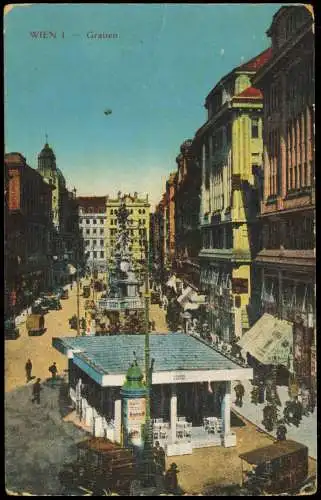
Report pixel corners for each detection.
[86,251,104,258]
[286,110,313,191]
[202,227,233,250]
[109,218,146,226]
[83,228,104,235]
[85,239,104,247]
[79,218,104,225]
[263,217,314,250]
[109,208,146,215]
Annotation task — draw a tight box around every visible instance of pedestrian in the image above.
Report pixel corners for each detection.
[276,420,287,441]
[165,463,179,494]
[49,361,58,381]
[32,378,42,404]
[234,382,245,407]
[70,282,73,290]
[25,358,32,382]
[153,440,166,476]
[80,280,82,290]
[162,295,168,311]
[258,380,265,404]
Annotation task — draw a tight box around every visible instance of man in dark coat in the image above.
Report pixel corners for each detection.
[32,378,42,404]
[25,359,32,382]
[165,463,179,494]
[49,362,58,380]
[276,420,287,441]
[234,382,245,407]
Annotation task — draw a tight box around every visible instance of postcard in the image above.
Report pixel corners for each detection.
[4,3,315,496]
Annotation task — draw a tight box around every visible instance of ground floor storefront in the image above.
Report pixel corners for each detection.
[252,259,316,391]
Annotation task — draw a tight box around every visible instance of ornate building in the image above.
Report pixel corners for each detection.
[252,5,315,388]
[4,152,54,315]
[196,48,272,342]
[174,139,202,290]
[77,196,107,274]
[37,140,82,285]
[165,172,177,271]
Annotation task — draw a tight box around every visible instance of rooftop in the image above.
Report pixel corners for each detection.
[53,332,252,387]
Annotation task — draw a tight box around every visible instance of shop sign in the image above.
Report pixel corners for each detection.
[128,398,146,422]
[9,169,20,211]
[232,278,248,294]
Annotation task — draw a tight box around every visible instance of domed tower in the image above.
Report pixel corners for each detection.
[37,139,62,230]
[37,140,57,183]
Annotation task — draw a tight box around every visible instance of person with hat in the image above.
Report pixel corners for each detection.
[165,463,179,494]
[234,381,245,407]
[48,361,58,381]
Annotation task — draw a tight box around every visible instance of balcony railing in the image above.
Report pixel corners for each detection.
[97,297,144,311]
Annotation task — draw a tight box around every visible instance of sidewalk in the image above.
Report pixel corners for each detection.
[231,379,317,460]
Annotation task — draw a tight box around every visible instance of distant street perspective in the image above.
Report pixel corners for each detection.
[5,3,315,497]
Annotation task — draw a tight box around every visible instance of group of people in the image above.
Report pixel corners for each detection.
[25,358,59,405]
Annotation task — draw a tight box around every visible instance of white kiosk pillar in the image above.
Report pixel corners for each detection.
[221,381,236,447]
[170,384,177,443]
[114,399,122,444]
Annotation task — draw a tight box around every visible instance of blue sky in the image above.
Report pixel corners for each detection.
[4,3,284,209]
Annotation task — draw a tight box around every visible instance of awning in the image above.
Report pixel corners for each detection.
[177,286,193,306]
[237,313,293,366]
[166,274,177,293]
[184,302,200,311]
[190,292,207,304]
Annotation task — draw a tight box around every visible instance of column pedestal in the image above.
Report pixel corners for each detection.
[114,399,122,444]
[170,384,177,443]
[221,381,236,447]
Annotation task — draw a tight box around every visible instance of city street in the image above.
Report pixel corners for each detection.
[5,281,91,393]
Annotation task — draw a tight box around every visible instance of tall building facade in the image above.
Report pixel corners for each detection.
[153,194,167,281]
[77,196,107,274]
[252,6,315,387]
[165,172,177,271]
[106,192,150,274]
[174,139,202,290]
[37,141,74,285]
[197,48,272,342]
[4,152,54,315]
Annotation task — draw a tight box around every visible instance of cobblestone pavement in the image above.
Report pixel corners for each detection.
[5,280,96,393]
[5,378,88,495]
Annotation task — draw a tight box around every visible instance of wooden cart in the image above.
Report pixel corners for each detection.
[59,438,136,495]
[26,314,45,336]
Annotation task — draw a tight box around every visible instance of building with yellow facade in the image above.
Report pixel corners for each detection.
[195,48,272,342]
[106,192,150,275]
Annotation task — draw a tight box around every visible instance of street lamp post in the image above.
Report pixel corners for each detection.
[76,259,80,336]
[141,225,155,486]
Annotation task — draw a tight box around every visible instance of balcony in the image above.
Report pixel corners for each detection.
[97,297,144,311]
